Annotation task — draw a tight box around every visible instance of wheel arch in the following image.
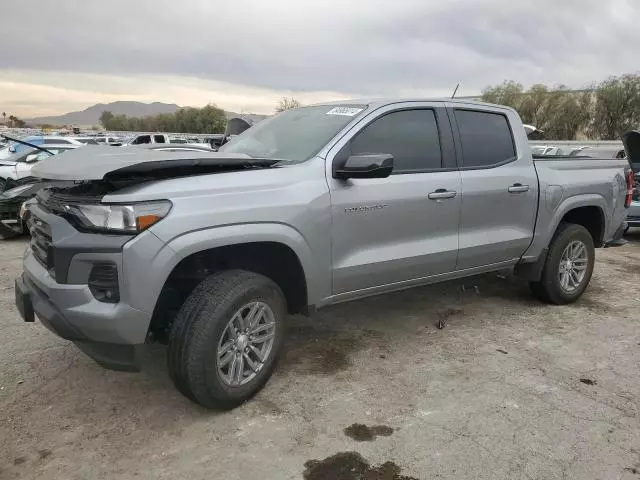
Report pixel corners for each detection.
[517,197,606,281]
[546,195,607,249]
[147,224,321,341]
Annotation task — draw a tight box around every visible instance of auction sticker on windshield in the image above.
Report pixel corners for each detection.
[326,107,364,116]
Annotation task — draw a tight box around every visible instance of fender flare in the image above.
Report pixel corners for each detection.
[544,194,607,247]
[150,223,323,308]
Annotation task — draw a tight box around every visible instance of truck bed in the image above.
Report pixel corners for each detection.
[523,156,630,262]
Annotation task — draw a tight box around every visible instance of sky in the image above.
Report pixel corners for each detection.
[0,0,638,118]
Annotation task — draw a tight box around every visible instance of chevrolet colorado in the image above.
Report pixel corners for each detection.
[15,99,632,409]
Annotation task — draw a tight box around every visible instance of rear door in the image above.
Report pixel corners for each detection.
[449,106,538,270]
[327,103,461,295]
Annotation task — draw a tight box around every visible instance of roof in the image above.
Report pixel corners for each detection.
[303,98,515,114]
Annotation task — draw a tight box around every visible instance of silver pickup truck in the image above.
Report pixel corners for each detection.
[15,99,632,409]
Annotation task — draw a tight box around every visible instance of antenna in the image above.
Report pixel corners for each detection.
[451,83,460,99]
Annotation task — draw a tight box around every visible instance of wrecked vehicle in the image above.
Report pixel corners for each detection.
[0,177,73,239]
[15,99,632,410]
[623,130,640,230]
[0,179,43,238]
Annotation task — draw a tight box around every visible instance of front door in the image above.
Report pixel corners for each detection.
[327,105,461,295]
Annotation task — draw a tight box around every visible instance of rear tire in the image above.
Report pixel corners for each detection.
[529,223,595,304]
[167,270,286,410]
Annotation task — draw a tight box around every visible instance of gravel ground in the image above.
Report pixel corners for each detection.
[1,235,639,480]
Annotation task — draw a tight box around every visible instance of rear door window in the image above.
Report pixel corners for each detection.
[154,135,166,144]
[454,110,516,168]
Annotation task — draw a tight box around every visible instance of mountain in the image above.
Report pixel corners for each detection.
[27,101,181,126]
[26,102,269,127]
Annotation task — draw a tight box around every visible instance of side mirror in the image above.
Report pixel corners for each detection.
[25,154,39,163]
[334,154,394,179]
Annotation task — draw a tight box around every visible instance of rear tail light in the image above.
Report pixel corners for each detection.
[625,169,634,208]
[88,263,120,303]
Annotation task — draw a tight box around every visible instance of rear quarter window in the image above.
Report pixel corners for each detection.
[454,109,516,168]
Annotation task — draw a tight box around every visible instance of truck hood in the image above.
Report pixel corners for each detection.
[30,146,280,181]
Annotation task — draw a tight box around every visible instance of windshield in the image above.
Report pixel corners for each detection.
[8,136,43,153]
[219,104,368,162]
[4,147,45,163]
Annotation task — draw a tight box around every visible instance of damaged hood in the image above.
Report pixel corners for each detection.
[31,146,279,181]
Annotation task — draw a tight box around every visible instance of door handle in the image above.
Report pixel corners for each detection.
[428,189,457,200]
[508,183,530,193]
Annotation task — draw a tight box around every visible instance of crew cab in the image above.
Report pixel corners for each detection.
[15,99,632,410]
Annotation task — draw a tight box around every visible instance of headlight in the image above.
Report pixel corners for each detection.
[0,184,33,199]
[67,200,172,233]
[19,201,28,219]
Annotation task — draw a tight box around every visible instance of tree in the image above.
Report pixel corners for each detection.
[517,84,551,127]
[275,97,302,112]
[97,104,228,134]
[481,81,524,109]
[7,115,26,128]
[1,112,5,124]
[100,111,114,128]
[590,74,640,140]
[481,82,592,140]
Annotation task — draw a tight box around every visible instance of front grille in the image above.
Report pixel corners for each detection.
[30,215,53,269]
[0,199,22,220]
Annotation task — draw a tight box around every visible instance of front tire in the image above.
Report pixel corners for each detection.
[529,223,595,304]
[167,270,286,410]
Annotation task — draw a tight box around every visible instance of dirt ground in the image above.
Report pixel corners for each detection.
[1,234,640,480]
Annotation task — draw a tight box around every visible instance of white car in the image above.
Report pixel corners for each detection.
[123,133,170,146]
[0,145,81,190]
[94,135,122,145]
[0,136,83,159]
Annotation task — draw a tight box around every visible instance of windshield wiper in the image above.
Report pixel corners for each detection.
[1,134,54,155]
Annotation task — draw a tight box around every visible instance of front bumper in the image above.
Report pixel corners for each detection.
[16,251,150,371]
[14,203,162,371]
[0,197,24,237]
[15,271,143,371]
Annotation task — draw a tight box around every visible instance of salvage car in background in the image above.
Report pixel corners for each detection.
[623,130,640,231]
[136,144,214,152]
[624,130,640,173]
[0,136,83,159]
[0,145,80,191]
[572,146,627,159]
[0,179,72,239]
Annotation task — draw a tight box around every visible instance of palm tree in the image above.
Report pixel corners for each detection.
[1,112,5,124]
